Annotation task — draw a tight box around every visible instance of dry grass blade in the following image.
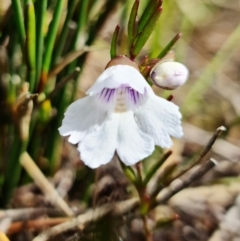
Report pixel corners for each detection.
[20,152,74,217]
[167,125,226,183]
[48,48,89,78]
[7,218,70,235]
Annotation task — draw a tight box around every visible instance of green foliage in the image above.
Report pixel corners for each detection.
[0,2,239,235]
[110,25,120,59]
[0,0,122,206]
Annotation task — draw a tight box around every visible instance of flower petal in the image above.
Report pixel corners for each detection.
[78,114,119,168]
[86,65,153,96]
[116,111,154,166]
[135,96,183,148]
[58,96,107,144]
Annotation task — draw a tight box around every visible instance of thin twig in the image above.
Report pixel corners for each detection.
[7,218,70,235]
[192,126,225,164]
[0,208,63,222]
[49,49,87,77]
[155,158,218,205]
[183,123,240,161]
[163,126,226,187]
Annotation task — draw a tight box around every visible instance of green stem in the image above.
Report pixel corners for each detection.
[40,0,65,91]
[143,150,172,185]
[11,0,26,48]
[51,0,78,67]
[25,0,36,92]
[0,135,28,207]
[35,0,47,88]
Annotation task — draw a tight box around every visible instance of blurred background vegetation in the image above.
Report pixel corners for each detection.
[0,0,240,240]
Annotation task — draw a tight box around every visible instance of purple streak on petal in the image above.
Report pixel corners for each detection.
[136,91,139,99]
[104,89,110,98]
[100,88,107,98]
[132,89,136,104]
[107,89,115,102]
[134,90,139,103]
[128,88,133,103]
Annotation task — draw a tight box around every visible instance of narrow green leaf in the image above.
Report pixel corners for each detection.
[51,0,78,66]
[128,0,139,46]
[25,0,36,92]
[150,161,178,198]
[86,0,119,46]
[35,0,47,89]
[0,137,28,207]
[131,7,162,59]
[157,33,181,59]
[138,0,162,34]
[121,163,137,185]
[77,0,89,36]
[0,135,21,207]
[11,0,26,48]
[143,150,172,185]
[40,0,65,91]
[110,25,120,59]
[67,0,89,71]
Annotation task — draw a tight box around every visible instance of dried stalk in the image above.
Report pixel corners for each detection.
[20,152,74,216]
[0,208,63,222]
[156,158,217,204]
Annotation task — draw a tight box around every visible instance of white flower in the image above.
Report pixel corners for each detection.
[150,61,189,90]
[59,65,183,168]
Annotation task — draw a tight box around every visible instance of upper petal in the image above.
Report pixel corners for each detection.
[116,111,155,166]
[58,96,107,144]
[86,65,153,96]
[78,114,119,168]
[135,96,183,148]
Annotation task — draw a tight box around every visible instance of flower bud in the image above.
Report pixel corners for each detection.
[105,55,139,71]
[150,61,189,90]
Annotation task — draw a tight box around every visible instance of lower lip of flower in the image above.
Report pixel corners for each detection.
[98,85,146,113]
